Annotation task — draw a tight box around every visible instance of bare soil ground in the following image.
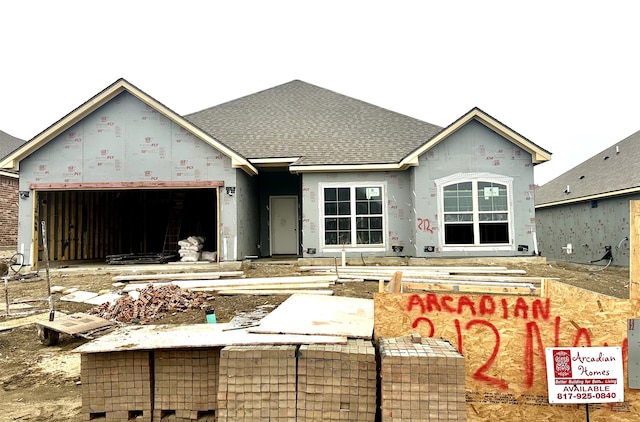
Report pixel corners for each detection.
[0,256,629,421]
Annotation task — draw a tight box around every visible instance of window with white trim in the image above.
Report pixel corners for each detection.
[442,180,510,245]
[323,185,384,247]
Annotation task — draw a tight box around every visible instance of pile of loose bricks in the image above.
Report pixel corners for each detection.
[80,336,465,421]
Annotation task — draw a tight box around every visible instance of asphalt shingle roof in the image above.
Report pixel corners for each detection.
[535,129,640,206]
[0,129,25,161]
[184,80,443,166]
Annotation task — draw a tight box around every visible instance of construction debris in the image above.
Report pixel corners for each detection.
[88,284,208,324]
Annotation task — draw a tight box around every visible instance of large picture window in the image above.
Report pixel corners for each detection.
[323,185,384,247]
[442,180,510,245]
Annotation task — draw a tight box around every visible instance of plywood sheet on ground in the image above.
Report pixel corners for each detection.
[37,312,113,335]
[374,280,640,422]
[0,311,67,331]
[73,323,347,353]
[60,291,99,303]
[250,294,374,339]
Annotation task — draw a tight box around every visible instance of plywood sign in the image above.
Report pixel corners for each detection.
[374,280,640,421]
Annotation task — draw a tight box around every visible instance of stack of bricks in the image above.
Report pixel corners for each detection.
[80,351,152,421]
[217,345,297,421]
[297,338,377,421]
[154,349,220,421]
[379,335,466,421]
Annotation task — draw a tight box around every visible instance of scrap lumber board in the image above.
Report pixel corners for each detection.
[336,273,546,283]
[121,275,337,292]
[301,265,509,272]
[217,289,334,296]
[60,291,99,303]
[209,282,333,290]
[249,294,374,339]
[402,281,536,295]
[302,266,526,275]
[73,323,347,353]
[84,293,122,305]
[122,280,335,293]
[0,311,68,331]
[0,303,32,311]
[111,271,243,282]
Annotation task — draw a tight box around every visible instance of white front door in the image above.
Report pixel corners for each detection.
[270,196,298,255]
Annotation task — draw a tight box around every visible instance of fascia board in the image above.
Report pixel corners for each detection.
[290,163,403,174]
[400,109,552,167]
[0,170,18,179]
[535,187,640,209]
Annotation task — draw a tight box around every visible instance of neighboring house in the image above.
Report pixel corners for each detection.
[535,131,640,267]
[0,79,551,267]
[0,130,25,247]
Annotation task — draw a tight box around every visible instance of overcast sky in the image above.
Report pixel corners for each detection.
[1,1,638,185]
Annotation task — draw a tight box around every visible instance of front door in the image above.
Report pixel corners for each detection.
[270,196,298,255]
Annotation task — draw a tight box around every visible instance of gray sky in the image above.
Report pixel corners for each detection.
[1,1,638,185]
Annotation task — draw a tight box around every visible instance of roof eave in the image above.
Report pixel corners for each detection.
[536,187,640,209]
[290,163,406,174]
[0,169,18,179]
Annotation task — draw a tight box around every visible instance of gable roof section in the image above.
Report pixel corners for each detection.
[536,129,640,208]
[0,79,257,175]
[185,80,444,172]
[401,107,551,167]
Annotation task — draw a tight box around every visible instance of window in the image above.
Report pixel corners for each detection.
[323,185,384,247]
[442,180,510,245]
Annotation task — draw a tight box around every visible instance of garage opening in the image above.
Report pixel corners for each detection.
[35,188,218,264]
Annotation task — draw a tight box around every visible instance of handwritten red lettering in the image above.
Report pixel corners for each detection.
[411,317,434,337]
[417,218,435,233]
[466,319,507,390]
[524,322,545,389]
[573,328,591,347]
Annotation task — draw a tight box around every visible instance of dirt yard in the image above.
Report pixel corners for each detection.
[0,255,630,421]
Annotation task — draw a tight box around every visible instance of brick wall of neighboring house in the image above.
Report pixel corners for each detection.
[0,174,18,247]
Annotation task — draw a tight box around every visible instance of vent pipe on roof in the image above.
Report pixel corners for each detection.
[564,185,570,194]
[616,145,620,154]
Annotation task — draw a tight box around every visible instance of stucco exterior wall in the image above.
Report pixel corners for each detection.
[0,174,18,247]
[230,169,259,261]
[17,92,238,265]
[300,171,412,259]
[413,120,537,257]
[536,195,634,266]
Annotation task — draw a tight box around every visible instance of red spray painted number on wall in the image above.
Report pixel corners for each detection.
[417,218,434,233]
[406,293,625,391]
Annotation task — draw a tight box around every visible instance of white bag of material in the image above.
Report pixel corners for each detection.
[187,236,205,246]
[201,251,217,262]
[180,252,201,262]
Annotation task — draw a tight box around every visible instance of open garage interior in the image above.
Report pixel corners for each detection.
[34,188,218,264]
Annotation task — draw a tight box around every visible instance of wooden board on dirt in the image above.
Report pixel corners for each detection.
[122,275,337,292]
[73,323,347,354]
[83,293,122,305]
[112,271,243,282]
[249,293,374,339]
[37,313,113,335]
[0,311,67,331]
[60,291,99,303]
[217,289,334,296]
[0,303,33,311]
